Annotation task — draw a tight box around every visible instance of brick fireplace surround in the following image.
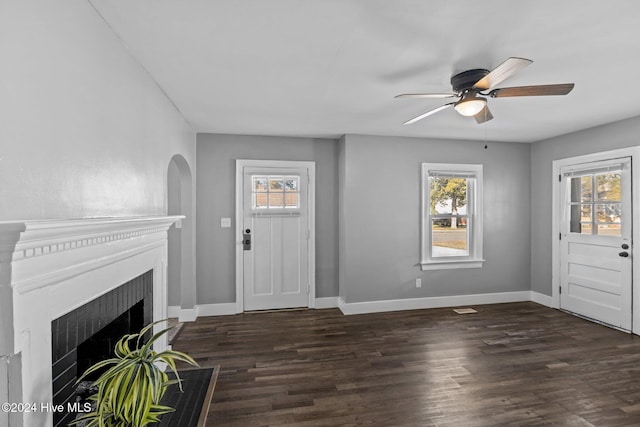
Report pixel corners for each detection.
[0,216,182,426]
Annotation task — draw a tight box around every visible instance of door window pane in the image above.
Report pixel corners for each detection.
[596,224,621,236]
[285,178,298,191]
[596,203,621,223]
[269,177,284,190]
[595,173,621,201]
[571,176,592,203]
[252,175,300,209]
[254,177,268,191]
[581,223,593,234]
[568,169,622,236]
[254,193,268,208]
[268,193,284,207]
[284,193,298,208]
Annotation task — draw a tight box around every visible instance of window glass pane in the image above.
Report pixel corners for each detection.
[570,205,580,233]
[581,223,593,234]
[254,193,268,209]
[571,204,592,233]
[253,177,268,191]
[596,203,621,223]
[268,192,284,208]
[284,193,298,208]
[269,177,284,190]
[595,173,621,201]
[431,218,468,257]
[581,204,592,222]
[284,177,298,192]
[571,176,592,202]
[429,177,468,215]
[597,224,621,236]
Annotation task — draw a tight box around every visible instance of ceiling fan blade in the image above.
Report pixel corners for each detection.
[403,103,454,125]
[474,105,494,124]
[395,93,457,99]
[472,57,533,90]
[488,83,575,98]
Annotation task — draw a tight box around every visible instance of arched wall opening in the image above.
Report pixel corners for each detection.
[167,154,196,320]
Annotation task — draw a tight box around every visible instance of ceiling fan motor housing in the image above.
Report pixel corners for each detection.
[451,69,489,93]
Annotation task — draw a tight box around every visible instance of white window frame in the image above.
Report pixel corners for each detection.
[421,163,484,270]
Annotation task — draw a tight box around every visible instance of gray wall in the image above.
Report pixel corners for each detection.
[196,134,339,304]
[530,116,640,296]
[1,0,196,221]
[339,134,532,303]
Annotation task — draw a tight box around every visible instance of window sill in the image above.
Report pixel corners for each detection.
[420,259,485,271]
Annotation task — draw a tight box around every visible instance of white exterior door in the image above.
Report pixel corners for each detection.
[241,165,311,311]
[559,157,632,330]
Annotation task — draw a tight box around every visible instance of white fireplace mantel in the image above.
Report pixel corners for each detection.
[0,216,182,427]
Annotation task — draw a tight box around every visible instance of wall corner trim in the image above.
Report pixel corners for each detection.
[315,297,340,309]
[529,291,553,307]
[168,303,237,321]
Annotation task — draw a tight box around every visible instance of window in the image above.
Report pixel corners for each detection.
[568,168,622,236]
[421,163,484,270]
[252,175,300,209]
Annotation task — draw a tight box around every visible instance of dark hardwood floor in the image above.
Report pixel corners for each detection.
[172,302,640,426]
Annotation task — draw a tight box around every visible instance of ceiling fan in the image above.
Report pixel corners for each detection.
[395,57,574,125]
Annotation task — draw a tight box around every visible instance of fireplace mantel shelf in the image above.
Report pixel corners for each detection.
[0,216,184,258]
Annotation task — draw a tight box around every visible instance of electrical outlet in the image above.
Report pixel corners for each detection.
[416,278,422,288]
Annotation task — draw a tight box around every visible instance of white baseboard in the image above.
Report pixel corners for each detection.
[338,291,531,315]
[171,291,550,320]
[315,297,340,309]
[167,303,236,322]
[196,303,237,317]
[529,291,553,307]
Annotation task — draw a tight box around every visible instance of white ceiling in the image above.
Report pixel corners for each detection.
[90,0,640,143]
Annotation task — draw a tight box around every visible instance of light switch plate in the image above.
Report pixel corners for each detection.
[221,217,231,228]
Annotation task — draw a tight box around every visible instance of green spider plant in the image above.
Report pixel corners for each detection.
[71,320,198,427]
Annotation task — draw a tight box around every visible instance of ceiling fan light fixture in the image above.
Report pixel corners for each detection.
[454,96,486,116]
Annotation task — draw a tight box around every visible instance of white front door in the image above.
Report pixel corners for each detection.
[559,157,632,330]
[241,165,311,311]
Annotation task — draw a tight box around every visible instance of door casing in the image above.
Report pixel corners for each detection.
[552,146,640,334]
[235,159,316,313]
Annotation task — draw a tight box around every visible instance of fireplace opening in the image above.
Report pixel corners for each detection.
[51,270,153,427]
[76,299,144,382]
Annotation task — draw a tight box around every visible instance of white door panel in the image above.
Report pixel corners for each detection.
[559,157,632,330]
[242,166,309,311]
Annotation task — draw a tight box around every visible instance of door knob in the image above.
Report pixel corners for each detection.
[619,251,629,257]
[622,244,629,249]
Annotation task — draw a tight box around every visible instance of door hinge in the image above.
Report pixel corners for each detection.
[559,232,562,240]
[559,174,562,182]
[559,286,562,295]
